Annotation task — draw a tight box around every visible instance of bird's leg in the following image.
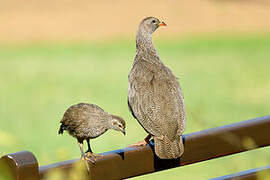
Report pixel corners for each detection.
[129,134,152,147]
[78,141,91,172]
[85,138,103,159]
[85,138,93,154]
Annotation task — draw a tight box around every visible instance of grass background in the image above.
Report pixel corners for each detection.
[0,34,270,179]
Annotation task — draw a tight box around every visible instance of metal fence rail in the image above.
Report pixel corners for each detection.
[1,115,270,180]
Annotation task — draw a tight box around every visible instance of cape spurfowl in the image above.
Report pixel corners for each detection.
[128,17,186,159]
[58,103,126,167]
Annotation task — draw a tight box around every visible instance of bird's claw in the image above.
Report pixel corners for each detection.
[128,139,149,147]
[84,152,104,164]
[81,155,96,164]
[85,152,103,157]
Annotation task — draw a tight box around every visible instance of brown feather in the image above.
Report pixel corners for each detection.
[59,103,125,140]
[128,17,186,159]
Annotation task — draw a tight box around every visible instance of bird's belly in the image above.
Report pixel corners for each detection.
[68,126,106,140]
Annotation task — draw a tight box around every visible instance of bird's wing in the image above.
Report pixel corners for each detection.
[128,98,137,120]
[60,105,83,130]
[128,60,185,139]
[163,66,186,136]
[61,103,107,127]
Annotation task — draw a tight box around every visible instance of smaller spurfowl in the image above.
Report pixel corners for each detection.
[58,103,126,167]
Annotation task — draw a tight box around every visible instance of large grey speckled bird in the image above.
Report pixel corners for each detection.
[128,17,186,159]
[58,103,126,165]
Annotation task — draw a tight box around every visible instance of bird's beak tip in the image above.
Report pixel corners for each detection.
[123,130,126,136]
[159,22,167,27]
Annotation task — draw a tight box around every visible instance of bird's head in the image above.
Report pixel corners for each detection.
[138,17,167,35]
[109,115,126,135]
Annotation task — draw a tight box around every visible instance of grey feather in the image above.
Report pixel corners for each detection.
[128,17,186,159]
[59,103,126,140]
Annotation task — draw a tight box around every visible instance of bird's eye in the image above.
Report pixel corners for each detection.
[152,20,156,24]
[118,125,122,128]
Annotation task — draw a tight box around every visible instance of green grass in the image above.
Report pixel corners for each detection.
[0,34,270,179]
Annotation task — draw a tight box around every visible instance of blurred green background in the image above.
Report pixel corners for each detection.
[1,0,270,179]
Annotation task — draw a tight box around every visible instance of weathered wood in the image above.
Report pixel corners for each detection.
[0,151,39,180]
[38,115,270,180]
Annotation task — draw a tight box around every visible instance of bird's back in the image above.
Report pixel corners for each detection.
[60,103,110,139]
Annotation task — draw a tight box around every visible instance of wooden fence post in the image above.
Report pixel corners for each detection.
[0,151,39,180]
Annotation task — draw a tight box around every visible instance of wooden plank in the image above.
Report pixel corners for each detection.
[38,115,270,180]
[0,151,39,180]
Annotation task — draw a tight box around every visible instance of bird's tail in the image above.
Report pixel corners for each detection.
[58,124,66,134]
[154,135,184,159]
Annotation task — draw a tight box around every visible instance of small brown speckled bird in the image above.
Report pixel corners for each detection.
[128,17,186,159]
[58,103,126,164]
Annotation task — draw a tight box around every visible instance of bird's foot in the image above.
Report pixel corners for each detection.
[128,134,151,147]
[81,154,96,164]
[80,155,92,173]
[128,139,149,147]
[85,151,103,157]
[91,153,103,157]
[85,152,104,164]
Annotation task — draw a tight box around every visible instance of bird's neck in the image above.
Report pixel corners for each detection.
[136,30,158,57]
[107,115,115,129]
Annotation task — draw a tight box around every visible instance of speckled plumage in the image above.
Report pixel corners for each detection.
[60,103,110,139]
[58,103,125,164]
[128,17,186,159]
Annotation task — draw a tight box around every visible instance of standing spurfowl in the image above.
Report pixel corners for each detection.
[58,103,126,168]
[128,17,186,159]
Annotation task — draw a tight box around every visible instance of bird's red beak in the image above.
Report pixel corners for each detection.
[159,22,167,26]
